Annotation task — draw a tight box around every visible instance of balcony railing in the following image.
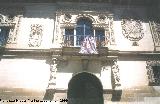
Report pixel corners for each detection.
[62,35,108,47]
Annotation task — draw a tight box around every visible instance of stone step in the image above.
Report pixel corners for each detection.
[144,97,160,104]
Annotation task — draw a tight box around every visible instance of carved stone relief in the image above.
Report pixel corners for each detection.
[55,11,115,47]
[121,19,144,46]
[28,24,43,47]
[47,58,60,89]
[101,60,121,89]
[149,21,160,47]
[146,60,160,85]
[111,60,121,89]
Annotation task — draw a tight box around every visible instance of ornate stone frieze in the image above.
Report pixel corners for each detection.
[146,60,160,85]
[28,24,43,47]
[121,19,144,46]
[149,21,160,47]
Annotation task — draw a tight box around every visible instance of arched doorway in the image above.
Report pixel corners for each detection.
[67,72,104,104]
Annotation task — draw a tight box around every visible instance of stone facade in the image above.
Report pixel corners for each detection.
[0,1,160,104]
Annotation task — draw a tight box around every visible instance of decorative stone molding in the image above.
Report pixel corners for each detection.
[149,21,160,47]
[28,24,43,47]
[7,15,22,44]
[146,60,160,85]
[0,14,22,44]
[121,19,144,46]
[54,11,115,47]
[111,60,121,89]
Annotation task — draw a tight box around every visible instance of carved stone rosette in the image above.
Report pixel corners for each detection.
[28,24,43,47]
[149,21,160,47]
[111,60,121,89]
[121,19,144,46]
[54,11,115,47]
[146,60,160,85]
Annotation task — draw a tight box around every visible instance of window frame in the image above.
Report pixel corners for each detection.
[63,18,106,47]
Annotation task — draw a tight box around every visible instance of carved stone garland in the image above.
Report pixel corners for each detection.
[121,19,144,46]
[149,21,160,47]
[111,60,121,89]
[55,11,115,47]
[146,60,160,85]
[28,24,43,47]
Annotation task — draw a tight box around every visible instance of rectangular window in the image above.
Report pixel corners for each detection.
[64,28,74,46]
[95,29,105,46]
[0,27,9,46]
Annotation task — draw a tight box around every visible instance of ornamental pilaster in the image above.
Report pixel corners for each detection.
[111,60,121,90]
[47,58,60,89]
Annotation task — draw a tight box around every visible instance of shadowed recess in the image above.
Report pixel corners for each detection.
[67,72,104,104]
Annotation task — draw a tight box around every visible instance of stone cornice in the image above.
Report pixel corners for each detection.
[1,48,160,61]
[0,0,158,6]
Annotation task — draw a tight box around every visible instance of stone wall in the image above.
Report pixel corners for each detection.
[0,3,155,51]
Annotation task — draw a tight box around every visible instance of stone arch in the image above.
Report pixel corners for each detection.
[67,72,104,104]
[75,14,96,24]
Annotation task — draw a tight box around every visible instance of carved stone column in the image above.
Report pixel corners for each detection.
[111,60,121,90]
[47,58,59,89]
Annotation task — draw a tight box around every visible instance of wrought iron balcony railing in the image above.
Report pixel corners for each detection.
[62,35,108,47]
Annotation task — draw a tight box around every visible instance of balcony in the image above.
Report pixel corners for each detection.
[62,35,108,47]
[56,34,113,60]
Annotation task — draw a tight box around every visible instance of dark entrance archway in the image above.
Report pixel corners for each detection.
[67,72,104,104]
